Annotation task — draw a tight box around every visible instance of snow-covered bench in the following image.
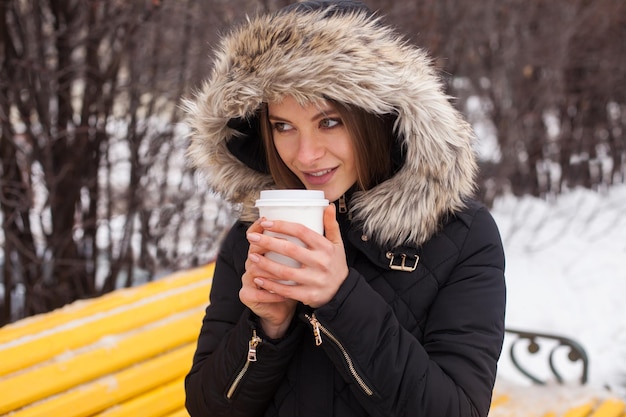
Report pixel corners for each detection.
[0,264,214,417]
[0,263,623,417]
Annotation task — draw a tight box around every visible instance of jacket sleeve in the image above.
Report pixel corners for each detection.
[311,205,506,417]
[185,222,304,417]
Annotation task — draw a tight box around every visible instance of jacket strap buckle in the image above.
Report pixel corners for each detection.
[386,252,419,272]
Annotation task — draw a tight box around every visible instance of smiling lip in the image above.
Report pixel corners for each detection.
[303,167,336,185]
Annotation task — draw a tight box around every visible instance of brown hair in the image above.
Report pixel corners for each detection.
[259,99,396,191]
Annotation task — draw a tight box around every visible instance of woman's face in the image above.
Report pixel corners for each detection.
[268,96,357,202]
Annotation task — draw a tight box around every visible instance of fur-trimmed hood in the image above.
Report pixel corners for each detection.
[184,0,478,249]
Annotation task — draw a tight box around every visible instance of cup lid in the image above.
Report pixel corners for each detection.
[255,189,329,206]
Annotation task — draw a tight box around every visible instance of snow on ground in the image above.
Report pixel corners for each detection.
[490,184,626,398]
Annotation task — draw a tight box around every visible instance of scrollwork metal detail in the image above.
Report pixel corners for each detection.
[505,328,589,385]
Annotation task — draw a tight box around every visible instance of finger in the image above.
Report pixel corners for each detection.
[258,219,310,238]
[248,246,305,284]
[243,255,276,284]
[248,231,305,262]
[247,217,266,232]
[239,285,288,303]
[258,219,325,251]
[253,277,299,299]
[323,204,342,244]
[247,231,270,255]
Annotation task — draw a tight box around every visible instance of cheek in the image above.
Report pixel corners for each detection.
[337,140,357,168]
[273,141,290,162]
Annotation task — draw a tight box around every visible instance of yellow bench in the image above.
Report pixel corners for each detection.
[0,264,214,417]
[489,380,625,417]
[0,262,624,417]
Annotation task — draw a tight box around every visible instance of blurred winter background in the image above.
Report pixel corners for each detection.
[492,185,626,398]
[1,0,624,400]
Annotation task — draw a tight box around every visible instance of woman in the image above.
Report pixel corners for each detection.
[184,1,506,416]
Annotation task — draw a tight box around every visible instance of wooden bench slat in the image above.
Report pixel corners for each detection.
[0,279,210,377]
[6,343,196,417]
[0,264,214,345]
[490,393,510,408]
[162,409,191,417]
[590,399,626,417]
[93,376,186,417]
[0,307,205,415]
[564,402,596,417]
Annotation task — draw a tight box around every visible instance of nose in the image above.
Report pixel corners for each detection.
[296,131,324,165]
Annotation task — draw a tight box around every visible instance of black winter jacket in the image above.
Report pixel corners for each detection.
[183,1,506,416]
[185,199,505,417]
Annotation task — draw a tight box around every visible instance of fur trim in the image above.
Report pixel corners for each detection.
[184,4,477,249]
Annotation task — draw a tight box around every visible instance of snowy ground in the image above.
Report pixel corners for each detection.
[490,184,626,398]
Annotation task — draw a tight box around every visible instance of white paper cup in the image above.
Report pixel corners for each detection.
[255,190,329,283]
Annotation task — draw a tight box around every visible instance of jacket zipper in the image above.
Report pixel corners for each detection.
[338,194,352,219]
[305,313,374,396]
[226,329,262,399]
[338,194,348,213]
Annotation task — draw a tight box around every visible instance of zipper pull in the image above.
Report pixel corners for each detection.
[338,194,348,214]
[308,314,323,346]
[248,330,262,362]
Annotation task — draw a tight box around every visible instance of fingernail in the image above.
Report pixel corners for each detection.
[254,278,264,286]
[260,220,274,228]
[247,233,261,242]
[248,253,260,262]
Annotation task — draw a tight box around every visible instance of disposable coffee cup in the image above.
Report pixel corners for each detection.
[255,190,329,283]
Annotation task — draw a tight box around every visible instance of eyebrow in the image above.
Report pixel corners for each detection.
[268,107,339,123]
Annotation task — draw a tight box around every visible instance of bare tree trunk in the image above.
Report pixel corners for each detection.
[1,0,238,324]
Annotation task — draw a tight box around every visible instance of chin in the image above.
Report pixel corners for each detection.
[320,189,345,202]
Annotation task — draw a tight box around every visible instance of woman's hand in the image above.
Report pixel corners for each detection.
[245,204,349,309]
[240,218,298,339]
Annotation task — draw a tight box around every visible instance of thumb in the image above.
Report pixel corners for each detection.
[323,204,342,244]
